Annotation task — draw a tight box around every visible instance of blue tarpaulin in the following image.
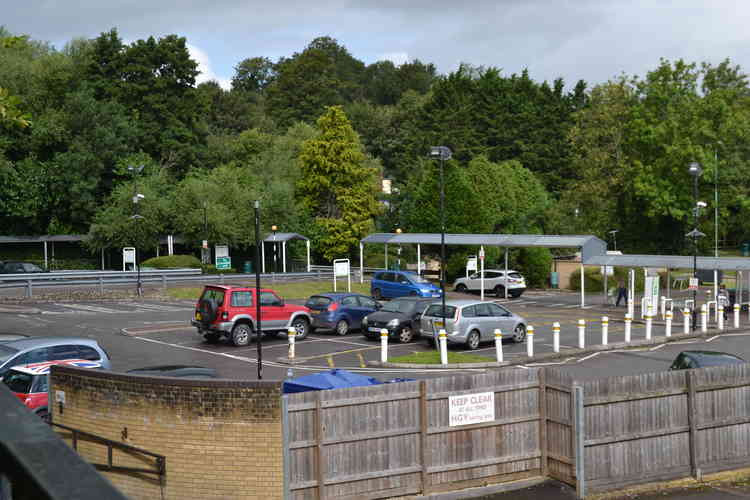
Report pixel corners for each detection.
[283,369,383,394]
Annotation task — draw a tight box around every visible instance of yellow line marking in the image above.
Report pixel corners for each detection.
[327,355,335,368]
[357,353,366,368]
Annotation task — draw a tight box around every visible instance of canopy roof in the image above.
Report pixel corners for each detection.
[0,235,88,243]
[263,232,309,242]
[361,233,607,260]
[584,254,750,271]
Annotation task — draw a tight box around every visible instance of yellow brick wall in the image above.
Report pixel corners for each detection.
[49,366,284,500]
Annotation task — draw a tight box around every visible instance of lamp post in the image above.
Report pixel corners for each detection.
[688,162,705,331]
[254,201,263,380]
[271,225,278,273]
[395,227,402,270]
[430,146,452,329]
[202,201,209,265]
[128,164,145,297]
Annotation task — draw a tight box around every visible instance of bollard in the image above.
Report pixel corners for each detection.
[718,306,724,331]
[601,316,609,346]
[683,307,690,335]
[578,319,585,349]
[380,328,388,363]
[665,310,672,337]
[645,306,653,340]
[439,329,448,365]
[287,326,296,360]
[552,322,560,353]
[735,303,741,329]
[527,325,534,357]
[624,314,632,343]
[494,329,503,363]
[701,304,708,333]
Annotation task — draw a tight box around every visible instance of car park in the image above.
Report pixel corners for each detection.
[370,270,442,300]
[126,365,218,379]
[305,293,380,335]
[362,297,436,343]
[419,299,527,350]
[453,269,526,297]
[0,337,111,377]
[191,285,313,346]
[2,359,103,420]
[669,351,745,370]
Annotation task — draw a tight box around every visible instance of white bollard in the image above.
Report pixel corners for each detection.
[439,329,448,365]
[683,308,690,335]
[701,304,708,333]
[287,326,296,360]
[578,319,585,349]
[718,306,725,331]
[494,329,503,363]
[624,313,632,343]
[601,316,609,345]
[552,322,560,353]
[527,325,534,357]
[645,306,653,340]
[665,310,672,337]
[380,328,388,363]
[735,303,741,329]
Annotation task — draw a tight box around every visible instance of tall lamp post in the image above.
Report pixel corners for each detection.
[688,162,705,331]
[128,164,145,297]
[395,227,402,270]
[430,146,452,328]
[202,202,209,265]
[271,225,278,273]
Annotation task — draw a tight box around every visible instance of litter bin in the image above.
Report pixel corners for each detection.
[550,272,559,289]
[243,261,252,273]
[742,242,750,257]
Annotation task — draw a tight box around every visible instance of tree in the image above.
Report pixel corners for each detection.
[297,106,380,260]
[231,56,276,94]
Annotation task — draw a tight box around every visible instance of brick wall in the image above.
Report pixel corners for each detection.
[49,366,284,500]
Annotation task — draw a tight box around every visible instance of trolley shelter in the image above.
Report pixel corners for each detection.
[359,233,607,307]
[261,233,311,273]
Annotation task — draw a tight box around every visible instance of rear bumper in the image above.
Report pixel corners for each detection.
[191,320,233,333]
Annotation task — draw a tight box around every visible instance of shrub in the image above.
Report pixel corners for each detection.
[140,255,201,269]
[201,264,237,274]
[516,247,552,288]
[568,267,653,293]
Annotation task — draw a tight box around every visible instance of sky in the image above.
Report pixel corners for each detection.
[4,1,750,91]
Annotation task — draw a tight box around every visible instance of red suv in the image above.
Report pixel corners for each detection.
[191,285,312,346]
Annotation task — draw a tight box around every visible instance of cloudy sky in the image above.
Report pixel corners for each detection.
[4,1,749,90]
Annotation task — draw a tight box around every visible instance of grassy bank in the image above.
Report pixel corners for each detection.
[166,280,371,301]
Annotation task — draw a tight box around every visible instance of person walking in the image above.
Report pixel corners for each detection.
[718,284,730,321]
[616,278,628,307]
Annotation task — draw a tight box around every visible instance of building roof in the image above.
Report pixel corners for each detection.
[263,232,309,242]
[583,254,750,271]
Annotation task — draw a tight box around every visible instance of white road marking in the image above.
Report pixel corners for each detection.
[577,352,601,363]
[649,344,666,351]
[54,303,125,314]
[130,303,192,312]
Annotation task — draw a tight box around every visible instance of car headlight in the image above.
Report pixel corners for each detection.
[387,318,400,327]
[362,316,368,325]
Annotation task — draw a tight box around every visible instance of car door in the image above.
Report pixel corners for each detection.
[259,291,286,329]
[487,303,515,336]
[381,272,396,298]
[473,303,495,339]
[339,295,361,327]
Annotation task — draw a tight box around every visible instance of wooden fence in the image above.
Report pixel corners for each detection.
[283,364,750,499]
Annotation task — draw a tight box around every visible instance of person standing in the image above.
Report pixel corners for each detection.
[718,284,730,321]
[616,278,628,307]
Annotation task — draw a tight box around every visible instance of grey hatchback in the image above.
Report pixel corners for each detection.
[419,300,527,350]
[0,337,111,376]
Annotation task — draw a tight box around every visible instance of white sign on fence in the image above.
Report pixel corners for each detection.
[449,391,495,427]
[333,258,351,292]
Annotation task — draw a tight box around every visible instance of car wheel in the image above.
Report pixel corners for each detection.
[466,330,480,350]
[203,332,221,344]
[335,319,350,336]
[231,323,252,347]
[494,285,505,297]
[36,408,49,423]
[292,317,310,340]
[373,288,382,300]
[398,325,414,343]
[455,284,468,293]
[510,291,522,298]
[512,324,526,343]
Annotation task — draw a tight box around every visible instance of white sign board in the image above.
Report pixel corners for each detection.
[122,247,136,271]
[334,260,350,277]
[466,256,478,277]
[215,245,229,258]
[689,277,699,290]
[645,276,660,300]
[449,392,495,427]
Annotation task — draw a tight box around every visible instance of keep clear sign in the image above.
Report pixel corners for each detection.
[449,391,495,427]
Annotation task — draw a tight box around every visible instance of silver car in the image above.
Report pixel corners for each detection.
[0,337,112,376]
[419,300,527,350]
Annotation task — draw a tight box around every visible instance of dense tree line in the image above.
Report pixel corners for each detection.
[2,25,750,271]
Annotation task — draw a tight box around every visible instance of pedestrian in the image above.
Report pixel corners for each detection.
[616,278,628,307]
[718,284,730,321]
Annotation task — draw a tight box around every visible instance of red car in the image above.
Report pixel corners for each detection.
[191,285,313,346]
[2,359,102,420]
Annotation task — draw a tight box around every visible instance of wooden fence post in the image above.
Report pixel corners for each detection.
[539,368,548,478]
[316,393,326,500]
[574,385,585,499]
[686,370,700,479]
[420,381,429,495]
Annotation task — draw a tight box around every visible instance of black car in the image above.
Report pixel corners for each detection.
[126,365,218,379]
[669,351,745,370]
[1,261,44,274]
[362,297,437,343]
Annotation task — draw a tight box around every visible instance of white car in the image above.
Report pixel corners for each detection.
[453,270,526,298]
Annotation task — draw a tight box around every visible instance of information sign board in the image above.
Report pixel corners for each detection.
[216,256,231,270]
[449,392,495,427]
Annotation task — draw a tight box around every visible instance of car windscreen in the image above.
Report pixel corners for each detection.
[305,296,333,308]
[423,305,457,318]
[2,370,32,393]
[409,274,431,284]
[380,300,416,314]
[0,345,18,365]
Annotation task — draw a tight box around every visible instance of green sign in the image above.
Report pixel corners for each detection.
[216,256,231,270]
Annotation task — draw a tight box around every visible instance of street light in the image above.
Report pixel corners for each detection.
[395,227,402,270]
[429,146,452,329]
[688,161,705,331]
[128,164,145,297]
[608,230,618,251]
[202,202,209,265]
[271,225,278,273]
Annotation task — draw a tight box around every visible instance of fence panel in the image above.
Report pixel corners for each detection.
[545,368,574,485]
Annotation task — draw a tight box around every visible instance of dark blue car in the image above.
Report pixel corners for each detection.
[370,270,443,300]
[305,293,381,335]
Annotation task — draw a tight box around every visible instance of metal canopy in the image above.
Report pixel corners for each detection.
[0,235,88,243]
[584,254,750,271]
[263,232,309,242]
[361,233,606,259]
